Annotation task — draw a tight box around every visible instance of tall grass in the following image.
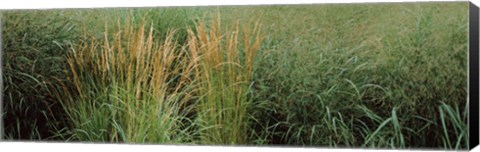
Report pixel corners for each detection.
[2,8,202,141]
[243,3,468,149]
[2,10,79,140]
[2,3,468,149]
[59,13,264,144]
[60,16,196,143]
[186,14,263,144]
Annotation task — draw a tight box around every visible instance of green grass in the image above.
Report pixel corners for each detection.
[243,3,468,149]
[1,2,469,150]
[1,10,80,140]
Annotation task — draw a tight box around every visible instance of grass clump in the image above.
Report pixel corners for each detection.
[61,16,195,143]
[186,14,263,145]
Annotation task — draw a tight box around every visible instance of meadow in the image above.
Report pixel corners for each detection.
[1,2,469,150]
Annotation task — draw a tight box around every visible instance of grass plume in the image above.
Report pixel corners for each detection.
[186,14,263,144]
[61,16,195,143]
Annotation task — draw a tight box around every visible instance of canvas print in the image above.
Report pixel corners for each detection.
[1,2,469,150]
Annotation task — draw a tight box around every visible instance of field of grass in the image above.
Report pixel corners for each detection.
[1,2,469,150]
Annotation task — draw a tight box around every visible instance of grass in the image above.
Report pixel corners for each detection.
[59,16,196,143]
[1,2,470,150]
[244,3,468,148]
[55,12,263,144]
[1,10,80,140]
[186,13,263,144]
[1,8,200,141]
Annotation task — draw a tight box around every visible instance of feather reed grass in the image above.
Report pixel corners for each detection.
[61,16,195,143]
[186,14,263,144]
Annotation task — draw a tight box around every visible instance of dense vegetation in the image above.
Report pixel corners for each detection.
[2,2,469,150]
